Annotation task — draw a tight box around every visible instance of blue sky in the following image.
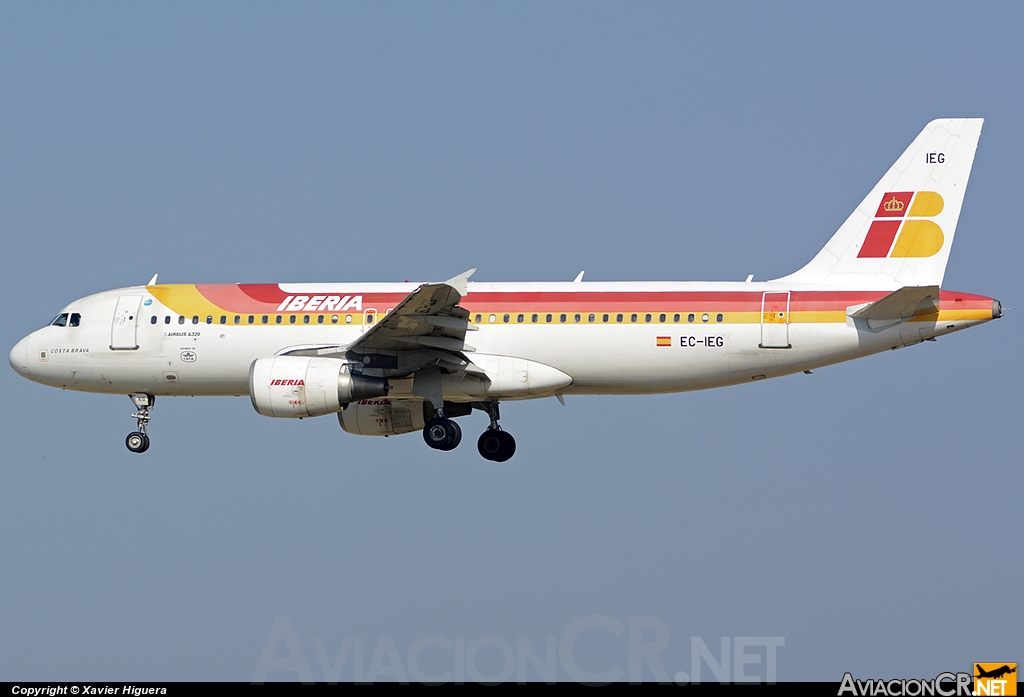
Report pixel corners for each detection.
[2,2,1020,682]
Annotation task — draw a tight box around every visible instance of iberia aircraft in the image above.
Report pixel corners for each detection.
[8,119,1002,461]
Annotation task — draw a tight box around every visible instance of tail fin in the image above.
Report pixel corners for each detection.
[775,118,983,288]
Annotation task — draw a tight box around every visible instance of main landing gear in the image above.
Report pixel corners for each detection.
[125,393,154,454]
[421,401,516,462]
[423,414,463,451]
[476,401,515,462]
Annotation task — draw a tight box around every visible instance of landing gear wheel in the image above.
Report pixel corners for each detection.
[423,417,461,451]
[442,420,462,451]
[477,429,516,462]
[126,394,154,453]
[126,431,150,453]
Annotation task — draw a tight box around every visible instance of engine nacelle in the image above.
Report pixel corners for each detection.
[338,398,429,436]
[249,356,387,418]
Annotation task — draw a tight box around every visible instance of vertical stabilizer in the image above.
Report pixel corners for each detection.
[774,118,983,288]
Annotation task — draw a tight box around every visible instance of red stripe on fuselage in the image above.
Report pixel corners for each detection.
[189,285,994,314]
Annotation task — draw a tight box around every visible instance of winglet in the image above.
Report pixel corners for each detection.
[443,268,476,296]
[147,274,159,286]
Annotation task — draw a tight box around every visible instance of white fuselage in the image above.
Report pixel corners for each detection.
[8,281,998,401]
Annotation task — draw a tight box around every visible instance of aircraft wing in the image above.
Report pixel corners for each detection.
[314,269,482,377]
[347,268,476,353]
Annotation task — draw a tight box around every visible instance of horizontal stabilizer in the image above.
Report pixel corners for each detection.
[849,285,939,324]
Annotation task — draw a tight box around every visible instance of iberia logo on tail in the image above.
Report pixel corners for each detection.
[858,191,945,258]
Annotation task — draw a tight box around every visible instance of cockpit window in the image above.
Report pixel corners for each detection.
[51,313,69,327]
[69,313,81,327]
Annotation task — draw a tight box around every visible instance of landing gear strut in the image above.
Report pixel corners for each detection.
[476,402,516,462]
[126,393,154,453]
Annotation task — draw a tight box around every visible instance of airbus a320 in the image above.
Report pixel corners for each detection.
[9,119,1002,461]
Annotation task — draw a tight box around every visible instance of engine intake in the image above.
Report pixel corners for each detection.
[249,356,387,418]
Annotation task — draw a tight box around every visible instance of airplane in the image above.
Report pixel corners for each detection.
[8,118,1002,462]
[975,665,1016,680]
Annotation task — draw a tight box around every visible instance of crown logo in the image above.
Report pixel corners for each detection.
[883,196,905,213]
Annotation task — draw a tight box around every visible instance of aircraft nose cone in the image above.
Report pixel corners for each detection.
[993,299,1003,318]
[9,337,29,377]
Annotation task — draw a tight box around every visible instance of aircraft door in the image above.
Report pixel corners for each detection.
[362,309,377,334]
[759,291,791,349]
[110,295,142,350]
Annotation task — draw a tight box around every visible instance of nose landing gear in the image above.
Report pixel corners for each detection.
[126,393,154,453]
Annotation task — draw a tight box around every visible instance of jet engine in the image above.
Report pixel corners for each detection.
[249,356,387,418]
[338,398,430,436]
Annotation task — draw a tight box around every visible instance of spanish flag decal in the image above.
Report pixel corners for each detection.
[656,336,672,347]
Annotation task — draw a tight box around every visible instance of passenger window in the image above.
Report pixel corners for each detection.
[178,316,186,325]
[51,313,69,327]
[616,314,623,323]
[345,315,352,324]
[688,313,695,323]
[504,314,510,323]
[262,316,269,324]
[234,316,240,324]
[645,313,652,323]
[630,314,638,323]
[574,314,581,323]
[475,314,482,323]
[206,316,213,324]
[192,316,199,324]
[317,315,324,324]
[545,314,552,323]
[489,314,497,324]
[532,314,538,323]
[560,314,567,323]
[69,313,81,327]
[518,314,524,323]
[702,313,710,323]
[673,313,680,322]
[303,315,310,324]
[330,315,337,324]
[219,316,226,324]
[290,315,297,324]
[150,316,157,325]
[247,316,254,324]
[588,314,595,323]
[716,313,724,323]
[165,316,171,324]
[659,313,666,323]
[603,314,609,323]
